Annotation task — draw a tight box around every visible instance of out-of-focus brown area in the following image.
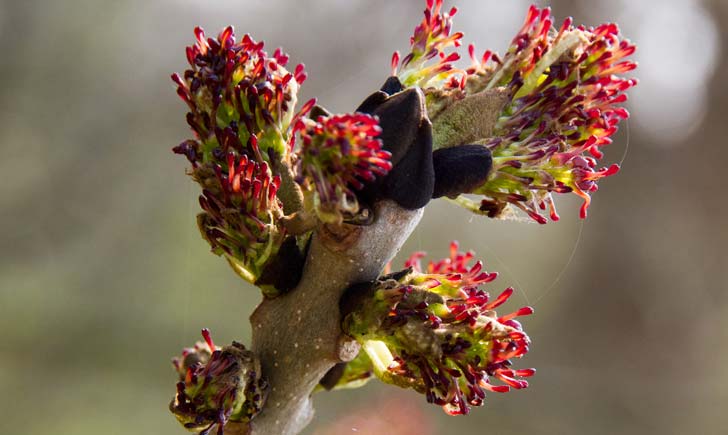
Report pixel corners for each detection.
[316,392,434,435]
[1,1,726,434]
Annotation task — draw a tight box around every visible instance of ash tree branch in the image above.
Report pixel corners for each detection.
[247,201,424,435]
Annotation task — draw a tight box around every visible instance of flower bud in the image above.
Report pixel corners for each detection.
[392,0,464,89]
[170,329,267,435]
[172,27,314,291]
[292,113,392,224]
[462,6,637,222]
[172,26,311,165]
[194,152,286,290]
[391,3,636,223]
[343,242,534,415]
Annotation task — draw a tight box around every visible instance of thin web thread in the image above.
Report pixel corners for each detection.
[476,239,533,306]
[533,118,631,306]
[182,180,195,346]
[532,220,584,306]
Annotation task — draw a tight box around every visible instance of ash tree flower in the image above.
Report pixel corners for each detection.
[391,2,637,223]
[170,329,267,435]
[464,7,637,223]
[392,0,463,89]
[340,242,534,415]
[172,26,310,164]
[292,113,392,224]
[172,27,314,291]
[195,152,286,291]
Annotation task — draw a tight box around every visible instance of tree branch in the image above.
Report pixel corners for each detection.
[246,200,424,435]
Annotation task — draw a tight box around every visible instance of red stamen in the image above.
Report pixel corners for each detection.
[391,51,400,75]
[201,328,215,352]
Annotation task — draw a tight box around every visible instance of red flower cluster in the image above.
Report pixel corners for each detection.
[405,241,498,289]
[470,6,637,222]
[172,26,312,164]
[393,3,636,223]
[171,27,317,288]
[172,329,216,379]
[344,242,534,415]
[392,0,464,89]
[170,330,267,435]
[196,152,285,285]
[293,113,392,223]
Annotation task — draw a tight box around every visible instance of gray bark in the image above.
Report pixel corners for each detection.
[246,200,424,435]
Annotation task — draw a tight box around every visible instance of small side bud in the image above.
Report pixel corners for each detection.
[379,76,405,96]
[254,235,307,296]
[432,144,492,199]
[357,86,435,210]
[319,352,375,391]
[170,330,267,435]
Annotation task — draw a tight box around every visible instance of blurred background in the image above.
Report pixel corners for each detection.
[1,0,726,434]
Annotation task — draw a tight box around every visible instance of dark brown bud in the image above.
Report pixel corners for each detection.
[254,236,308,296]
[432,144,492,199]
[356,84,435,210]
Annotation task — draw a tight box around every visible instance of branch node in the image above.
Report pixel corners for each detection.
[336,335,361,363]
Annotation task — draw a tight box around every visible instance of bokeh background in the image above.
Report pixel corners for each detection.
[1,0,726,434]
